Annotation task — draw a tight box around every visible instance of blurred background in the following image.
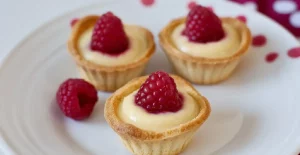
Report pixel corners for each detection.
[228,0,300,39]
[0,0,299,64]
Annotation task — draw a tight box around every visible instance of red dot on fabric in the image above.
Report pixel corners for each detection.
[237,15,247,23]
[141,0,155,6]
[188,1,197,10]
[70,18,79,27]
[287,47,300,58]
[265,52,279,63]
[252,35,267,47]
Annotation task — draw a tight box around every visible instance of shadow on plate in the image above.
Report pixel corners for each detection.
[50,99,90,154]
[84,100,106,124]
[182,108,249,155]
[211,112,260,154]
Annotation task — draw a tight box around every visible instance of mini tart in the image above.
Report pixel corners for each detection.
[68,15,155,91]
[159,17,251,84]
[104,75,211,155]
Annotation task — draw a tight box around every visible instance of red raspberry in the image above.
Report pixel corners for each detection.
[134,71,183,114]
[183,5,225,43]
[90,12,129,55]
[56,79,98,120]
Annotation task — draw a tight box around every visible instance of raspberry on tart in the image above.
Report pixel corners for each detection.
[134,71,183,113]
[90,12,129,55]
[159,4,251,85]
[183,5,225,43]
[67,13,155,91]
[104,71,211,155]
[56,79,98,120]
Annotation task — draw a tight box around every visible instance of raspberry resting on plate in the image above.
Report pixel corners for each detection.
[56,78,98,120]
[134,71,183,114]
[183,5,225,43]
[90,12,129,55]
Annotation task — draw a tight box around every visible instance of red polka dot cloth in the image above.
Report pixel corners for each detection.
[229,0,300,40]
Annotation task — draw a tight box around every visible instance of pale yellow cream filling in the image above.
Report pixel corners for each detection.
[118,87,200,132]
[171,23,241,58]
[78,25,147,66]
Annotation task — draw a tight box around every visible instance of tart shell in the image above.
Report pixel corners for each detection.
[68,15,156,91]
[104,75,211,155]
[159,17,252,84]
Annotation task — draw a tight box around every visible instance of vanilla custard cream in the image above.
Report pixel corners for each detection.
[172,23,241,58]
[78,25,147,66]
[118,87,200,132]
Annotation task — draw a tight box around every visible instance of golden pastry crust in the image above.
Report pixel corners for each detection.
[67,15,156,91]
[104,74,211,140]
[158,17,252,85]
[159,17,251,64]
[68,15,155,71]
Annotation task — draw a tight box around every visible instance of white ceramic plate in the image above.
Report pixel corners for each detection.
[1,0,300,154]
